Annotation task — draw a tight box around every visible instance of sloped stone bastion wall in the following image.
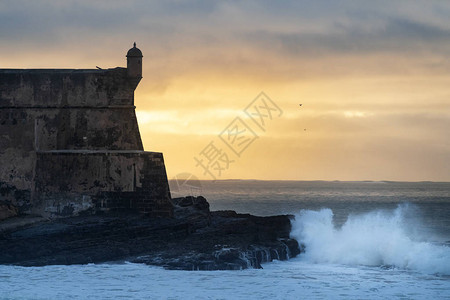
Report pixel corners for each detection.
[0,47,173,219]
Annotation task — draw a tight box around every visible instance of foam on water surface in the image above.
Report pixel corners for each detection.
[0,261,449,300]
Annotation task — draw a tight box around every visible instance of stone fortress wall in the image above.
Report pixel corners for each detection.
[0,44,173,219]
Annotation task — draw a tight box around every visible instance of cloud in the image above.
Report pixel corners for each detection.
[1,0,449,180]
[241,17,450,59]
[3,1,450,76]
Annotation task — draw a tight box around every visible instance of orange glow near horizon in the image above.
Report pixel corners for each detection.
[133,71,450,181]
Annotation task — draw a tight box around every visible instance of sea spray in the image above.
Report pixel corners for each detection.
[291,204,450,275]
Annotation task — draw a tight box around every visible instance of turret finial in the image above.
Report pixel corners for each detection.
[133,42,136,48]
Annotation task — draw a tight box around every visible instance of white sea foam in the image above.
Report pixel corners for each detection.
[291,204,450,275]
[1,261,449,300]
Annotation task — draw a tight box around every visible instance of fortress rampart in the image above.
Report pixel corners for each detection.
[0,44,173,219]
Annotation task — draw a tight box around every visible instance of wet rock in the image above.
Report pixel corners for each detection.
[0,197,303,270]
[175,196,194,207]
[0,202,18,221]
[192,196,209,211]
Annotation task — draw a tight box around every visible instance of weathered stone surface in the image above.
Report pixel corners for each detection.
[0,197,302,270]
[0,46,173,218]
[32,151,172,217]
[0,68,140,107]
[0,202,18,221]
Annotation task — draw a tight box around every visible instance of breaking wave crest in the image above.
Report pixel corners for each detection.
[291,204,450,275]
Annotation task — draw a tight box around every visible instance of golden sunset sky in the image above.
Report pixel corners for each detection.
[1,1,449,181]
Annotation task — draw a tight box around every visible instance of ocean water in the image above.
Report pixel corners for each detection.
[1,180,450,299]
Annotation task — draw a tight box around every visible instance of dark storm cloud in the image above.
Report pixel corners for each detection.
[383,18,450,41]
[0,0,219,37]
[241,17,450,57]
[2,0,450,74]
[0,1,132,44]
[1,0,449,56]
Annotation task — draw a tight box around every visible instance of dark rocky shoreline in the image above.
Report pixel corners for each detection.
[0,197,303,270]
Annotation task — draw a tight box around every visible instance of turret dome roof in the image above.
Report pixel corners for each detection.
[126,43,143,57]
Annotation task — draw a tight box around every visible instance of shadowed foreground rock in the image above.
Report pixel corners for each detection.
[0,196,302,270]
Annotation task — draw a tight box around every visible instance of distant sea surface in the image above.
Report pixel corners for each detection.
[1,181,450,299]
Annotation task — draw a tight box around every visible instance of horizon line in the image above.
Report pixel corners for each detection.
[168,178,450,183]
